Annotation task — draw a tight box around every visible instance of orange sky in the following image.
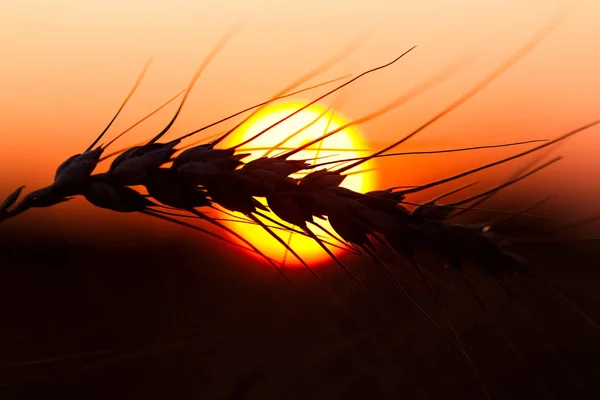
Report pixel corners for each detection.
[0,0,599,242]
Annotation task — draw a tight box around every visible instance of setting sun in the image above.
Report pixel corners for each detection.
[217,100,379,268]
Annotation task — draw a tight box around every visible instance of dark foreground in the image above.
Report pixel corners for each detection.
[0,207,599,400]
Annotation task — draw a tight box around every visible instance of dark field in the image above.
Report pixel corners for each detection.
[1,200,599,400]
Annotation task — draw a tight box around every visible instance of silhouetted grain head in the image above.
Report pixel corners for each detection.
[201,173,268,215]
[412,203,455,222]
[0,184,77,222]
[176,155,246,187]
[171,146,236,170]
[299,169,346,190]
[298,189,347,219]
[241,157,309,177]
[361,206,400,236]
[383,230,415,260]
[235,169,297,198]
[49,58,153,194]
[54,147,104,188]
[143,168,210,209]
[176,161,224,186]
[359,190,410,220]
[0,186,25,215]
[25,185,78,209]
[328,213,374,250]
[108,141,179,186]
[411,222,468,272]
[404,220,527,280]
[172,147,248,189]
[83,174,153,213]
[266,194,311,229]
[412,182,479,222]
[470,228,529,276]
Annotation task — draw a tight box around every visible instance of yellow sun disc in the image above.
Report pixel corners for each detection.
[217,100,379,268]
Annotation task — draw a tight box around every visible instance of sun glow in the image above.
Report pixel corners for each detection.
[217,100,379,268]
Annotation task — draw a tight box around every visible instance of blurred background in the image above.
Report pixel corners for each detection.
[1,1,600,398]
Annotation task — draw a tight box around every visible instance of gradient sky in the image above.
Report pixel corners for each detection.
[0,0,599,239]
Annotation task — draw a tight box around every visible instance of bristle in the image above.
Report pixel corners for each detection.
[279,52,468,161]
[86,57,153,152]
[311,139,548,170]
[399,119,600,196]
[207,33,367,147]
[176,75,351,146]
[229,47,416,151]
[337,11,570,174]
[104,89,186,150]
[147,22,244,145]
